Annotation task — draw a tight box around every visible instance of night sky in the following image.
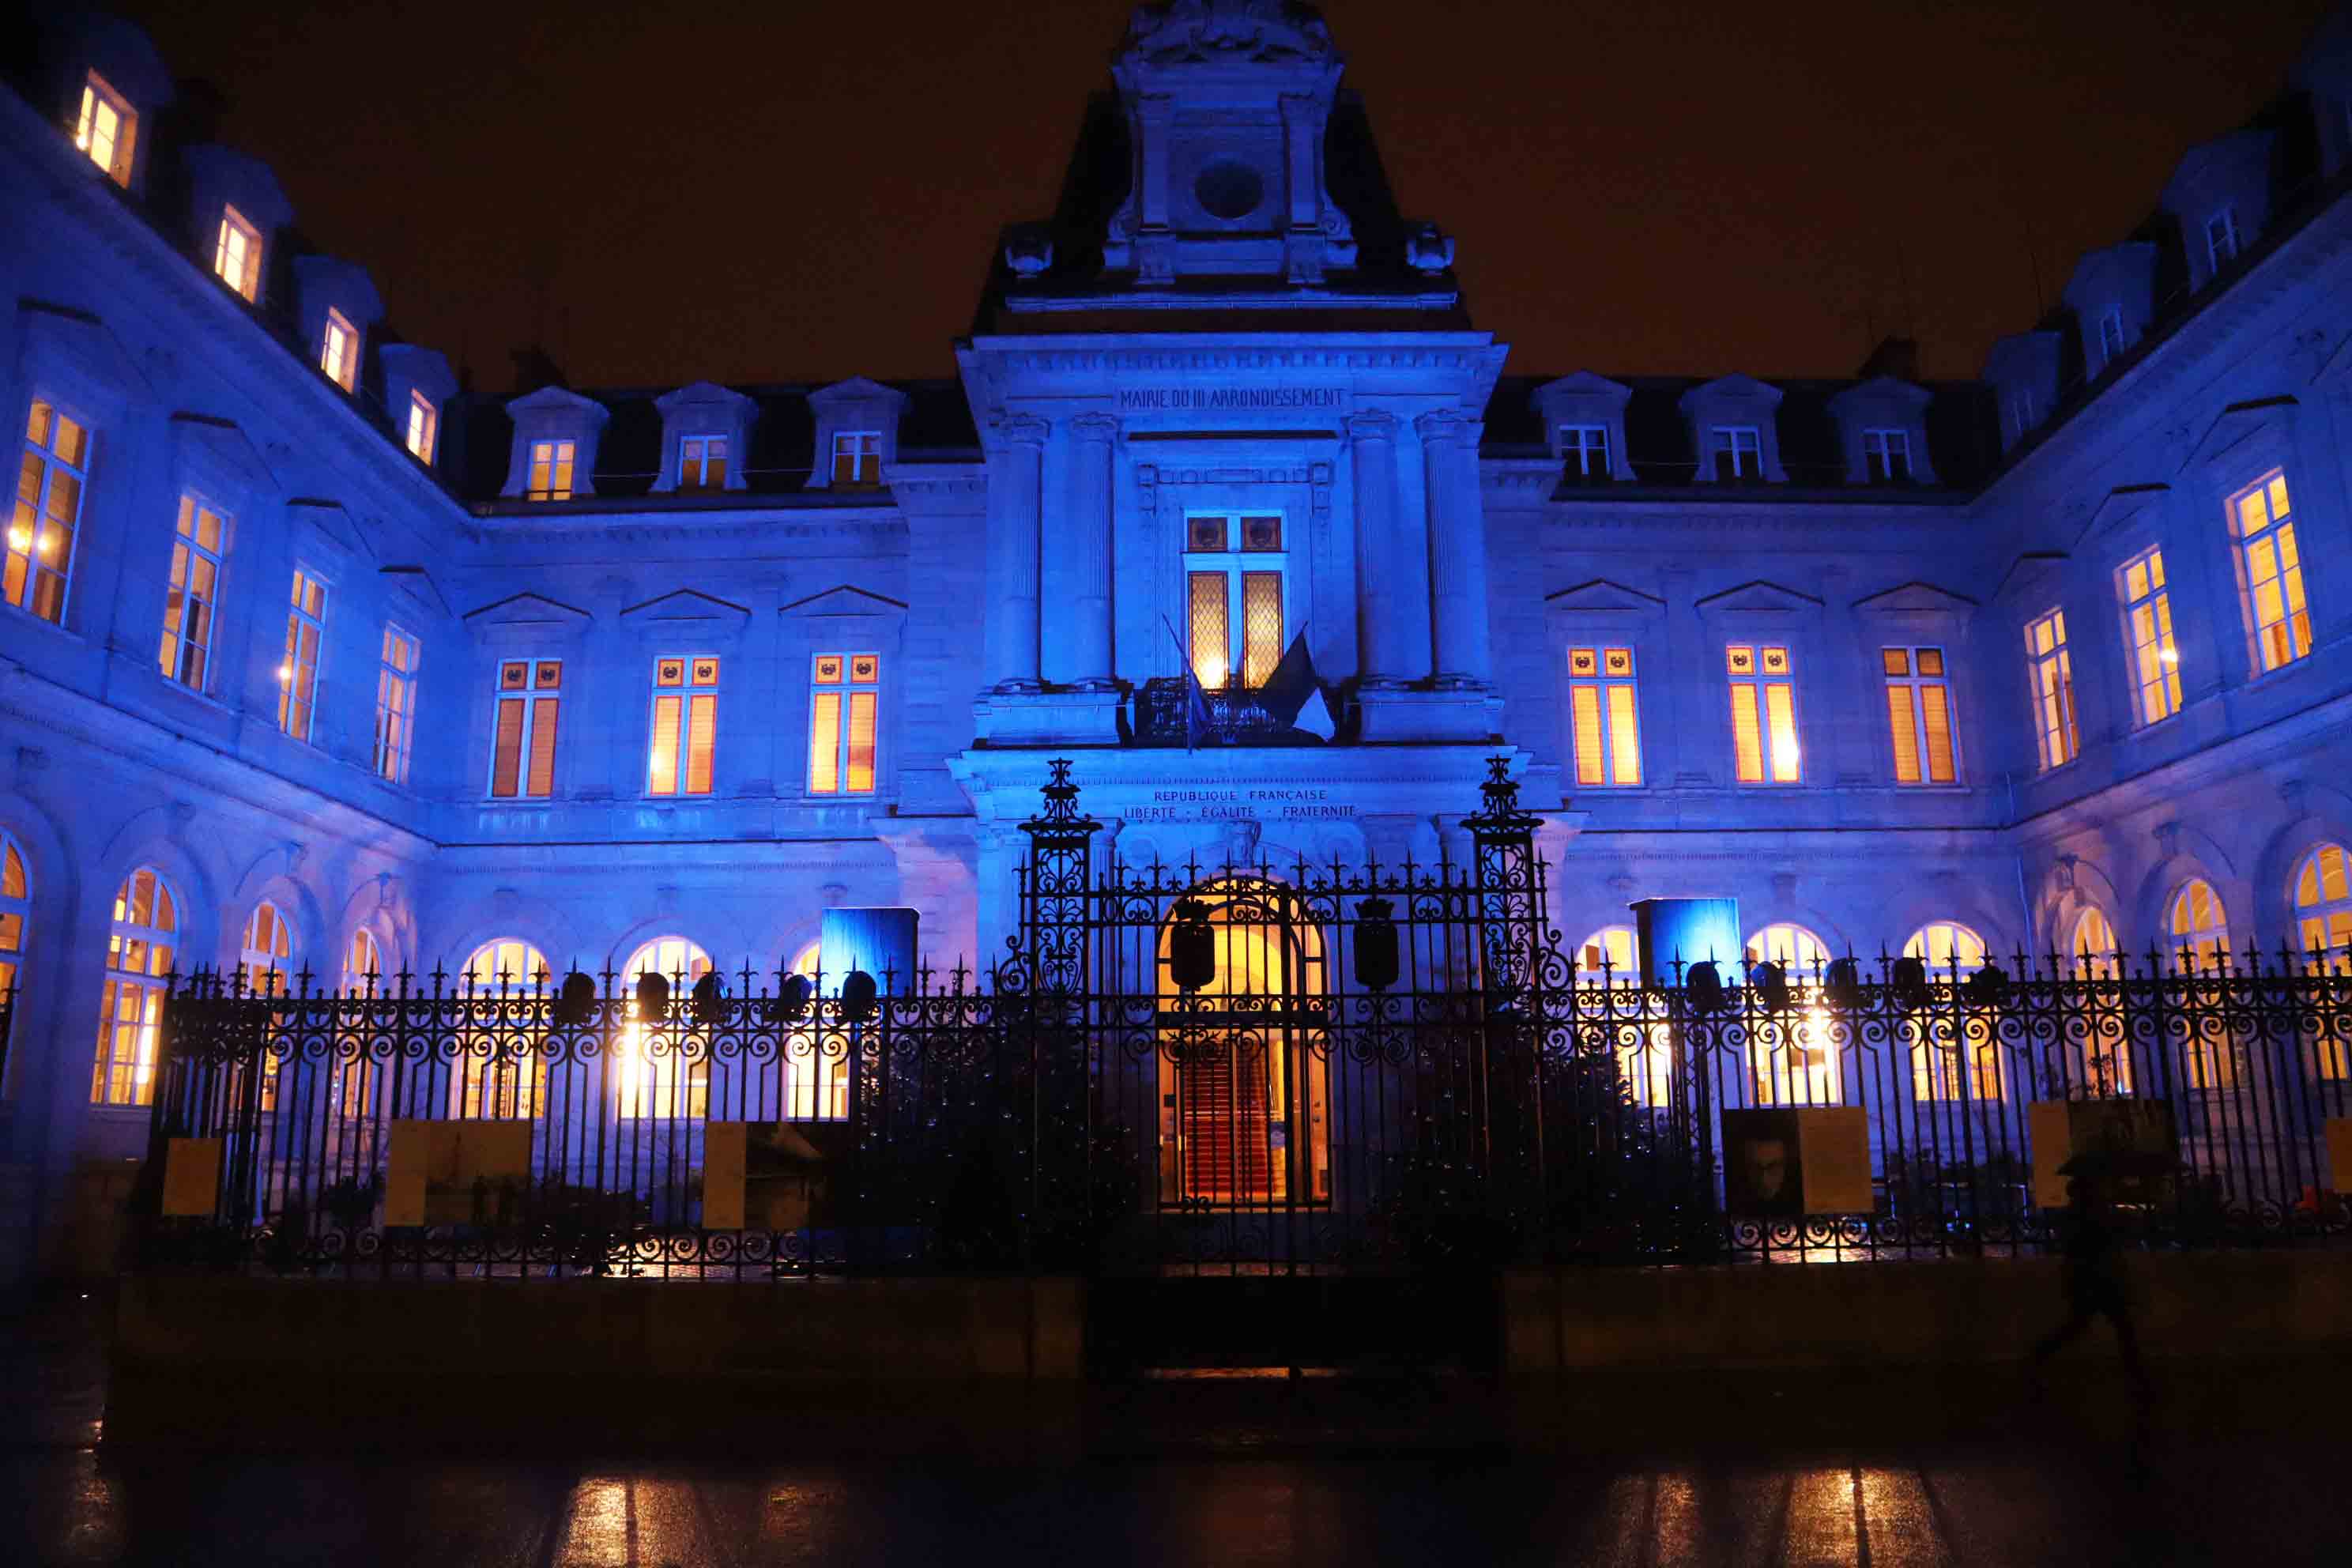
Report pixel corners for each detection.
[122,0,2339,392]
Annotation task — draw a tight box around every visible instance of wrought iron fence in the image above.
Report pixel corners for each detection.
[134,760,2352,1279]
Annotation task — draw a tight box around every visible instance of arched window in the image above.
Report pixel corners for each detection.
[2064,907,2132,1094]
[1578,925,1670,1106]
[457,938,549,1118]
[616,936,712,1119]
[2295,845,2352,964]
[333,928,386,1122]
[1,831,28,1001]
[1746,924,1829,974]
[2167,880,2230,971]
[93,868,175,1106]
[1903,921,1987,974]
[1743,925,1838,1106]
[344,928,384,993]
[2069,907,2120,978]
[783,939,848,1121]
[241,901,292,993]
[1902,922,2003,1100]
[1577,925,1637,981]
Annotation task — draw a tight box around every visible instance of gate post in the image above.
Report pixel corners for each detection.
[1462,756,1558,1251]
[1013,760,1102,1269]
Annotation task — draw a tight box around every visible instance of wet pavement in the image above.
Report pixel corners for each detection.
[8,1291,2352,1566]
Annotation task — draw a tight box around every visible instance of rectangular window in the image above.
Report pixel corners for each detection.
[1182,512,1287,689]
[213,205,261,301]
[1862,428,1911,484]
[1710,426,1762,480]
[679,435,727,489]
[2098,307,2127,364]
[2205,208,2241,272]
[374,624,419,784]
[1559,424,1611,481]
[320,308,358,391]
[2233,470,2310,673]
[1726,644,1800,783]
[527,440,575,500]
[1566,646,1642,786]
[1882,646,1956,784]
[158,496,225,690]
[648,656,719,797]
[277,568,328,741]
[806,652,880,796]
[831,432,882,485]
[405,391,437,463]
[9,398,90,624]
[2120,547,2181,726]
[74,70,136,186]
[488,659,561,798]
[2025,608,2078,771]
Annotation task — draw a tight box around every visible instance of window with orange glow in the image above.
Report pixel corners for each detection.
[2233,471,2309,673]
[1182,513,1287,689]
[648,656,720,797]
[320,308,359,391]
[2024,608,2076,770]
[526,440,575,500]
[1566,646,1641,786]
[92,869,175,1106]
[277,569,327,742]
[1725,644,1799,783]
[2120,548,2180,725]
[615,936,713,1119]
[1,831,31,1024]
[213,205,261,301]
[10,398,90,626]
[74,70,136,185]
[159,496,226,691]
[1882,646,1956,785]
[806,652,880,796]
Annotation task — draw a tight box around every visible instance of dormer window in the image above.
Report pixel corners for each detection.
[74,70,135,186]
[1862,428,1911,484]
[1559,424,1611,482]
[527,440,575,501]
[680,435,728,490]
[213,205,261,301]
[320,308,359,391]
[1709,427,1762,481]
[2205,208,2241,272]
[2098,307,2127,365]
[405,391,437,463]
[831,432,882,486]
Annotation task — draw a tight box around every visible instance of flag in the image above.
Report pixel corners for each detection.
[1162,616,1213,752]
[1258,628,1335,741]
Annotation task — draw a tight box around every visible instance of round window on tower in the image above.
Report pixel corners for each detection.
[1193,160,1266,221]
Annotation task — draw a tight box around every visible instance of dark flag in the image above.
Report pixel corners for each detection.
[1162,615,1214,752]
[1257,628,1335,741]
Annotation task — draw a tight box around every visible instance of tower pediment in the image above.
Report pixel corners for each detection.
[1119,1,1336,66]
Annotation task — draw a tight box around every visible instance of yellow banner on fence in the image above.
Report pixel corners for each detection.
[385,1121,533,1226]
[160,1136,224,1217]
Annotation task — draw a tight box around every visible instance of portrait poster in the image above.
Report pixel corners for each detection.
[1722,1107,1803,1218]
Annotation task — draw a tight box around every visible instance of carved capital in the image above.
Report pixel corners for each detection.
[991,413,1050,450]
[1070,413,1121,444]
[1415,409,1482,447]
[1344,409,1397,446]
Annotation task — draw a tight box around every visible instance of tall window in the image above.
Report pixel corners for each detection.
[679,435,727,489]
[1566,646,1641,787]
[648,656,719,797]
[1862,428,1911,483]
[92,868,175,1106]
[9,398,90,624]
[374,625,419,784]
[2120,548,2181,725]
[807,652,880,796]
[1744,925,1838,1105]
[344,928,384,992]
[1883,646,1956,785]
[784,940,850,1121]
[2098,307,2127,364]
[320,308,358,391]
[1559,424,1611,481]
[489,659,561,798]
[526,440,575,500]
[616,936,713,1120]
[0,831,28,1007]
[277,569,327,741]
[239,900,292,1110]
[1726,644,1800,783]
[457,940,549,1118]
[74,70,136,186]
[1578,925,1671,1105]
[1709,426,1762,480]
[2071,907,2120,977]
[405,391,437,463]
[1902,922,2002,1100]
[159,496,226,691]
[334,928,385,1123]
[2204,207,2241,272]
[2067,906,2132,1093]
[2233,471,2309,673]
[2296,845,2352,960]
[213,205,261,301]
[2167,880,2234,1088]
[1184,512,1286,689]
[2024,608,2076,771]
[831,432,881,485]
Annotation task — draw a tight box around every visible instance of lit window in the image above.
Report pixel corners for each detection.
[806,652,880,796]
[1882,646,1956,785]
[2167,879,2235,1088]
[74,70,136,186]
[488,658,562,798]
[526,440,575,501]
[648,655,720,797]
[2067,907,2132,1092]
[158,496,226,691]
[213,205,261,302]
[334,928,385,1121]
[2007,387,2038,443]
[679,435,727,490]
[374,624,420,784]
[1566,646,1641,787]
[0,831,29,1013]
[344,928,384,993]
[1725,644,1800,783]
[320,308,359,392]
[1743,925,1838,1105]
[2070,907,2120,978]
[1862,428,1911,484]
[405,391,438,463]
[2119,547,2180,725]
[1902,922,2001,1099]
[1579,925,1671,1104]
[9,398,91,625]
[1184,513,1287,689]
[2205,207,2241,273]
[238,900,293,1110]
[1709,425,1762,480]
[2232,470,2309,673]
[457,939,549,1118]
[2023,608,2076,771]
[615,936,714,1120]
[2296,846,2352,1080]
[277,568,328,742]
[2098,307,2127,365]
[1747,924,1828,974]
[1559,424,1611,481]
[92,868,175,1106]
[831,431,882,486]
[784,940,850,1121]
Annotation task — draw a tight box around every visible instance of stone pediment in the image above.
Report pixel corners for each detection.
[620,588,752,628]
[504,385,609,423]
[1546,579,1664,612]
[1693,579,1820,613]
[2178,397,2295,473]
[171,412,279,499]
[462,590,590,627]
[285,498,374,563]
[780,584,909,619]
[2076,483,2169,545]
[379,565,450,621]
[1851,580,1978,614]
[808,376,909,411]
[1531,371,1630,405]
[1678,373,1782,413]
[654,380,754,415]
[1996,552,2070,604]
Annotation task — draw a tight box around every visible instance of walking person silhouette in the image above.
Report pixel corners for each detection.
[2030,1164,2151,1397]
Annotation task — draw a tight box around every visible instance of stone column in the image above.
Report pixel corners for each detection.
[1061,414,1118,689]
[1349,411,1430,687]
[982,414,1048,692]
[1419,409,1492,688]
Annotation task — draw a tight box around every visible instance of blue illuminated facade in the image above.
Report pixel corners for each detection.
[6,1,2352,1276]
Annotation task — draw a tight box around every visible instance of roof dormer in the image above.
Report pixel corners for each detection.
[292,256,383,396]
[499,387,610,501]
[2291,8,2352,177]
[651,382,756,493]
[805,377,909,490]
[2060,243,2158,379]
[379,345,456,468]
[2158,129,2275,292]
[1677,375,1785,484]
[40,12,173,192]
[1531,373,1633,483]
[182,145,294,306]
[1983,331,2061,454]
[1825,376,1938,486]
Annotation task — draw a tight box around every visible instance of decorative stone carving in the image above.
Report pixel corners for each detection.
[1004,226,1054,277]
[1406,224,1455,273]
[1120,1,1336,66]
